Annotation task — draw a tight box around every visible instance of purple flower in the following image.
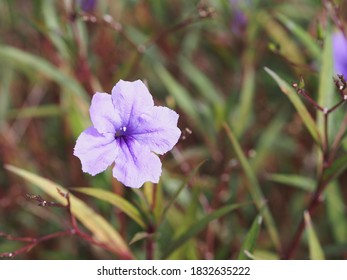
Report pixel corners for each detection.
[333,31,347,77]
[229,0,249,36]
[74,80,181,188]
[78,0,96,12]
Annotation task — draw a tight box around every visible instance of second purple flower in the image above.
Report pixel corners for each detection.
[74,80,181,188]
[333,31,347,78]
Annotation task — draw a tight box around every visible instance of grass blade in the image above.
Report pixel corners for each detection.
[238,215,263,260]
[304,211,325,260]
[161,202,248,259]
[72,187,146,229]
[5,165,133,259]
[317,25,337,145]
[0,45,88,101]
[223,123,281,250]
[0,67,13,121]
[276,13,320,59]
[159,161,206,225]
[154,63,200,125]
[258,11,305,66]
[41,0,71,61]
[251,116,285,172]
[265,67,321,144]
[234,64,255,137]
[325,181,347,243]
[6,105,62,119]
[267,173,315,192]
[179,56,223,105]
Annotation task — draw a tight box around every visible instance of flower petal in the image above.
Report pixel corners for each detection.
[90,92,121,134]
[333,32,347,77]
[111,80,154,127]
[113,137,162,188]
[74,127,117,175]
[131,106,181,155]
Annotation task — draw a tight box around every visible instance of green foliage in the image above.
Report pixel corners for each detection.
[267,173,315,192]
[72,188,146,229]
[224,123,280,250]
[161,202,249,259]
[1,0,347,260]
[304,211,325,260]
[265,67,321,145]
[238,215,262,260]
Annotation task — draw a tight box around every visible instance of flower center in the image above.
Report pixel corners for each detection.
[115,126,127,139]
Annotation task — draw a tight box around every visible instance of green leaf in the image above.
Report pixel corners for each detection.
[223,123,281,250]
[251,250,279,260]
[304,211,325,260]
[238,215,263,260]
[6,105,62,119]
[41,0,71,61]
[72,187,146,229]
[0,67,13,121]
[326,181,347,243]
[234,65,255,137]
[143,182,164,224]
[179,56,223,105]
[159,161,206,225]
[129,232,155,245]
[267,173,315,192]
[265,67,321,144]
[276,13,321,59]
[251,116,285,172]
[0,45,88,101]
[154,63,200,125]
[317,25,337,146]
[5,165,133,259]
[317,25,334,109]
[258,11,305,66]
[161,202,248,259]
[0,45,90,137]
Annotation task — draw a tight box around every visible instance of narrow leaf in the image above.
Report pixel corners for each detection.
[223,123,281,250]
[265,67,321,144]
[72,187,146,229]
[258,11,305,66]
[129,232,155,245]
[317,25,334,112]
[159,161,206,225]
[251,116,285,172]
[6,105,62,119]
[276,13,321,59]
[326,181,347,243]
[267,173,315,192]
[41,0,71,60]
[179,56,223,105]
[0,45,88,101]
[317,25,338,149]
[238,215,263,260]
[0,67,13,121]
[234,65,255,137]
[304,211,325,260]
[154,63,200,125]
[161,202,248,259]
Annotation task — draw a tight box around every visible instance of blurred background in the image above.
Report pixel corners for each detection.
[1,0,347,259]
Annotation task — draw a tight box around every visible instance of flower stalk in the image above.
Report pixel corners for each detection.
[284,77,347,259]
[0,191,131,259]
